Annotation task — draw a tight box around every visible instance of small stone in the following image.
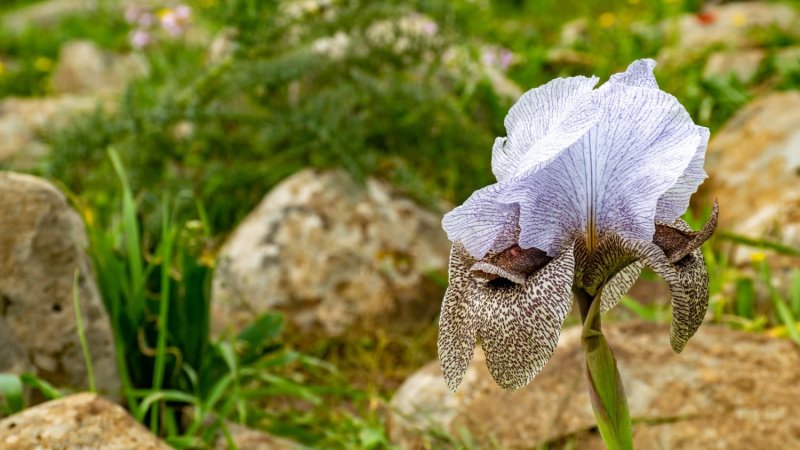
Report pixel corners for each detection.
[214,423,302,450]
[389,322,800,449]
[0,172,119,397]
[0,95,103,167]
[703,49,765,84]
[212,169,450,338]
[51,40,149,96]
[666,2,798,51]
[0,393,170,449]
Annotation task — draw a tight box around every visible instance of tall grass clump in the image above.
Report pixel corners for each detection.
[80,148,326,448]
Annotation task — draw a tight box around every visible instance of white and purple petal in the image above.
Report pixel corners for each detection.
[608,58,659,89]
[442,184,519,259]
[492,76,601,182]
[656,126,710,223]
[502,82,701,256]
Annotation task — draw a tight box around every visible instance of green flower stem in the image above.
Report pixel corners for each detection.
[576,289,633,450]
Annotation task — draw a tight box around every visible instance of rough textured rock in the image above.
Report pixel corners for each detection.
[0,393,170,449]
[52,40,149,95]
[212,169,449,337]
[700,91,800,262]
[0,95,102,167]
[703,49,765,83]
[0,172,119,396]
[215,423,302,450]
[389,322,800,450]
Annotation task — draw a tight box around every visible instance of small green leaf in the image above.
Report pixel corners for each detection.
[19,373,62,401]
[0,373,25,414]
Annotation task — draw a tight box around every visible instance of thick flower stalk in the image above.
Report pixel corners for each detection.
[437,59,717,448]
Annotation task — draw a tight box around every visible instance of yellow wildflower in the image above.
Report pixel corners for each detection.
[731,13,747,27]
[749,251,766,263]
[34,57,53,72]
[599,12,616,28]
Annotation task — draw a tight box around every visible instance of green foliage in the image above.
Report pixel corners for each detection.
[42,0,505,233]
[82,150,328,446]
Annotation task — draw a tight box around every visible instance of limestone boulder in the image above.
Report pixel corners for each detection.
[0,172,119,396]
[699,91,800,265]
[212,169,450,337]
[389,322,800,450]
[0,393,169,449]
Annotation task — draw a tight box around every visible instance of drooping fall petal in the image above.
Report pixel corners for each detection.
[437,243,480,392]
[477,244,576,390]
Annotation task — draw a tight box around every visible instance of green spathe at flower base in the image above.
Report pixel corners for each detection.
[437,59,718,449]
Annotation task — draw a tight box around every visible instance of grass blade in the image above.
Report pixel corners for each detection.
[73,269,96,393]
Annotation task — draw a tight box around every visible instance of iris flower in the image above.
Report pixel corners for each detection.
[438,59,717,393]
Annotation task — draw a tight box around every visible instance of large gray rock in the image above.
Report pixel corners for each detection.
[700,91,800,262]
[0,172,119,396]
[212,169,450,337]
[52,40,149,96]
[0,393,170,449]
[389,322,800,450]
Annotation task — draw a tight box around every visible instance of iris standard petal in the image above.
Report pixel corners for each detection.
[441,184,520,259]
[438,243,481,392]
[492,76,600,182]
[503,82,701,256]
[656,126,710,223]
[477,244,575,390]
[608,58,659,89]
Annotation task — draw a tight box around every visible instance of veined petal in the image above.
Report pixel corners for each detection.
[438,243,480,392]
[669,246,709,353]
[599,261,644,313]
[582,234,707,353]
[441,184,519,259]
[654,217,712,353]
[492,76,600,182]
[608,58,659,89]
[656,126,710,222]
[503,83,701,256]
[477,244,575,390]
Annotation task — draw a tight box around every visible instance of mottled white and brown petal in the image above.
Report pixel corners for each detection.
[438,244,575,392]
[477,244,576,390]
[438,243,480,392]
[599,261,644,313]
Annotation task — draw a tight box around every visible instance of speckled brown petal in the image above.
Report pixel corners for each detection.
[583,234,708,353]
[656,216,712,353]
[653,200,718,263]
[669,246,709,353]
[477,244,575,391]
[599,261,644,313]
[438,243,480,392]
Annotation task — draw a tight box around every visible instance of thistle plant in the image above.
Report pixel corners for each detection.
[437,59,717,449]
